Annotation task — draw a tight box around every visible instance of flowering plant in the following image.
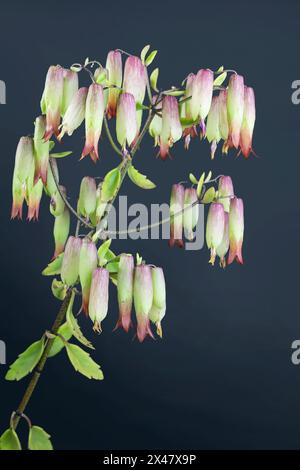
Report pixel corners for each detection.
[1,45,254,450]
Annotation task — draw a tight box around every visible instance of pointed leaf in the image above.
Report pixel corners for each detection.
[189,173,198,185]
[150,68,159,92]
[145,50,157,66]
[65,343,103,380]
[140,44,150,63]
[66,293,94,350]
[51,279,67,300]
[201,186,216,204]
[48,322,73,358]
[216,65,224,74]
[214,71,227,87]
[49,151,72,159]
[196,172,206,198]
[5,339,44,381]
[164,89,185,96]
[101,167,121,202]
[28,426,53,451]
[42,254,64,276]
[0,429,21,450]
[204,171,212,183]
[128,165,156,189]
[98,239,112,266]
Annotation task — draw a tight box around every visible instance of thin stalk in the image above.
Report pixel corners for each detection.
[103,115,123,157]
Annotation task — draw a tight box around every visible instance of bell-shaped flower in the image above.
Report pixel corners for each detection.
[206,96,221,159]
[218,175,234,212]
[34,116,50,185]
[50,185,66,217]
[228,197,244,265]
[240,86,256,158]
[183,188,199,241]
[53,208,70,259]
[81,84,105,162]
[78,176,97,218]
[216,212,229,268]
[115,253,134,332]
[61,69,78,116]
[116,93,138,148]
[27,179,43,221]
[42,65,64,141]
[134,265,154,342]
[79,239,98,314]
[182,73,198,149]
[159,96,182,159]
[149,95,162,146]
[226,74,244,149]
[88,268,109,333]
[190,69,214,134]
[60,236,82,286]
[218,90,229,143]
[149,267,166,338]
[106,50,122,119]
[58,87,88,141]
[169,183,185,248]
[123,55,146,104]
[11,137,35,219]
[206,202,225,265]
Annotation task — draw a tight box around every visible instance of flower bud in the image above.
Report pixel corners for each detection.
[11,137,35,219]
[115,253,134,332]
[53,208,70,258]
[190,69,214,133]
[42,65,64,141]
[88,268,109,333]
[134,265,154,342]
[169,183,185,248]
[81,84,105,162]
[149,267,166,338]
[33,116,50,185]
[58,87,88,141]
[123,56,146,104]
[182,73,197,149]
[183,188,199,241]
[79,239,98,314]
[159,96,182,159]
[45,158,59,197]
[106,50,122,119]
[240,86,256,158]
[116,93,138,148]
[60,236,82,286]
[78,176,97,218]
[226,74,244,149]
[216,212,229,268]
[218,176,234,212]
[61,68,79,116]
[218,90,229,141]
[206,96,221,159]
[27,179,43,221]
[206,202,225,265]
[50,185,66,216]
[228,197,244,265]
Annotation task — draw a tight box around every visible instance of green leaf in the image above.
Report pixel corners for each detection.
[216,65,224,74]
[48,322,73,358]
[140,44,150,63]
[201,186,216,204]
[213,71,227,87]
[66,293,94,350]
[0,429,21,450]
[164,89,185,97]
[204,170,212,183]
[136,253,143,266]
[145,50,157,66]
[128,165,156,190]
[105,248,117,261]
[101,167,121,202]
[150,68,159,92]
[5,339,44,381]
[49,141,55,151]
[189,173,198,185]
[42,254,64,276]
[180,117,199,128]
[28,426,53,451]
[98,239,112,266]
[51,279,67,300]
[65,343,104,380]
[49,151,72,159]
[106,261,119,274]
[196,172,206,198]
[136,102,149,111]
[109,273,118,286]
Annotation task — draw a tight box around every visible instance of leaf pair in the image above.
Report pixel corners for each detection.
[0,426,53,450]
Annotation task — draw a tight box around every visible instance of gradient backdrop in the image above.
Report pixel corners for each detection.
[0,0,299,450]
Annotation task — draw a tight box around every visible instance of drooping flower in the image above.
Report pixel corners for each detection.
[81,84,105,162]
[123,55,146,104]
[190,69,214,135]
[79,239,98,315]
[42,65,64,141]
[88,268,109,333]
[169,183,185,248]
[116,93,137,148]
[206,95,221,159]
[159,96,182,159]
[149,267,166,338]
[27,179,43,221]
[206,202,225,265]
[60,236,82,286]
[226,74,244,150]
[33,116,50,185]
[239,86,256,158]
[115,253,134,332]
[11,137,35,219]
[182,73,197,149]
[50,185,66,217]
[53,208,70,259]
[218,90,229,143]
[216,212,229,268]
[183,188,199,241]
[133,265,154,342]
[228,197,244,265]
[149,95,162,146]
[218,175,234,212]
[61,69,79,116]
[105,50,122,119]
[78,176,97,218]
[58,87,88,141]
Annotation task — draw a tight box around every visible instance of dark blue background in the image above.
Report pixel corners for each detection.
[0,0,299,450]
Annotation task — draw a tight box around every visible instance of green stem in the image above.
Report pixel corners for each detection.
[11,290,73,431]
